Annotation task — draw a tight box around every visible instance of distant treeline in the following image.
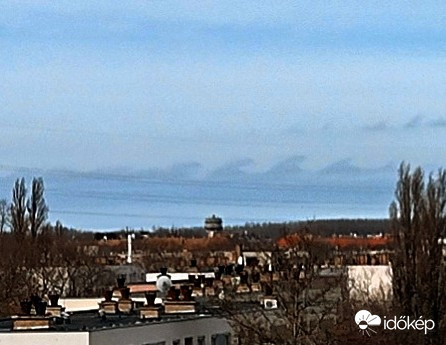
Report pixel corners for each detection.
[93,218,390,240]
[93,227,207,241]
[225,219,390,239]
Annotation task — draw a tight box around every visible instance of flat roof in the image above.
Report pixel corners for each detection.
[145,272,215,283]
[0,310,217,333]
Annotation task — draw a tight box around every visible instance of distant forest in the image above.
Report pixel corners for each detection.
[226,218,390,239]
[94,218,390,240]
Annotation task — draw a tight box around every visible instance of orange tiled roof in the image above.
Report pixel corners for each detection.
[277,234,392,249]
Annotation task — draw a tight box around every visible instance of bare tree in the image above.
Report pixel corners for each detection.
[390,163,446,345]
[27,177,48,239]
[214,234,351,345]
[10,178,28,239]
[0,199,9,234]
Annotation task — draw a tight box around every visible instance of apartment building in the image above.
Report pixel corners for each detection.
[0,312,231,345]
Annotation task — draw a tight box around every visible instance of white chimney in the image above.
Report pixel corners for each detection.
[127,233,135,264]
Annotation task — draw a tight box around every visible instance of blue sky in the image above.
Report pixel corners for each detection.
[1,1,446,174]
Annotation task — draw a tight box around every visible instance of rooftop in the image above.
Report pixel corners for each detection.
[0,309,218,333]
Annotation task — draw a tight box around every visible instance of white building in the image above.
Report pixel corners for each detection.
[0,312,232,345]
[347,265,393,301]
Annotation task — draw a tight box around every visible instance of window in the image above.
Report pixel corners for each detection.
[172,341,180,345]
[185,337,193,345]
[211,334,229,345]
[197,336,205,345]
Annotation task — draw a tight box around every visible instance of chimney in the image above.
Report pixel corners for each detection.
[191,274,204,297]
[160,267,168,276]
[20,300,32,315]
[117,275,126,289]
[120,287,130,300]
[139,291,162,320]
[100,290,117,315]
[48,294,60,307]
[180,285,193,301]
[104,290,113,302]
[12,297,52,331]
[145,292,156,307]
[236,271,250,294]
[127,233,134,264]
[204,276,216,296]
[164,285,197,314]
[167,286,180,301]
[35,301,47,316]
[117,286,133,314]
[251,271,261,292]
[31,294,42,312]
[188,274,196,284]
[47,293,65,318]
[239,271,248,285]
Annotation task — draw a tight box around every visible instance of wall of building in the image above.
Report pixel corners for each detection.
[59,298,102,312]
[0,332,89,345]
[347,265,392,301]
[89,316,231,345]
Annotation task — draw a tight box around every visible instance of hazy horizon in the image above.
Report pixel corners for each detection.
[0,160,397,230]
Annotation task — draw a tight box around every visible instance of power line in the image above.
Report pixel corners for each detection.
[46,188,379,209]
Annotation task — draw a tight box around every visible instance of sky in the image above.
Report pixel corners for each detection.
[1,1,446,228]
[1,1,446,172]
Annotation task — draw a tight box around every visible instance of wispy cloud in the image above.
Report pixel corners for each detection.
[429,117,446,128]
[364,121,388,131]
[404,115,423,129]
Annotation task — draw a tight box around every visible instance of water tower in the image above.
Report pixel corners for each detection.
[205,214,223,238]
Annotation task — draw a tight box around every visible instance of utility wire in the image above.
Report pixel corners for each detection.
[46,189,374,209]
